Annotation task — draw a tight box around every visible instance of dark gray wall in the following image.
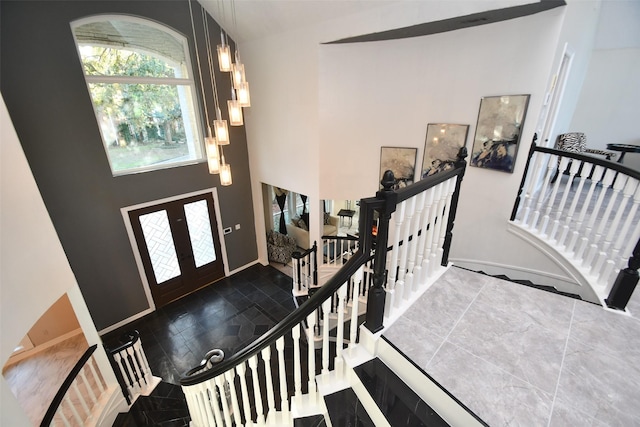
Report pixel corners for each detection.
[0,0,258,330]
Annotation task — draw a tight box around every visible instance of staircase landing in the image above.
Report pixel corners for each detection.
[384,266,640,426]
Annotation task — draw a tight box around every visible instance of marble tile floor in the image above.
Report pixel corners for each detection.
[102,264,299,385]
[383,266,640,426]
[2,332,89,426]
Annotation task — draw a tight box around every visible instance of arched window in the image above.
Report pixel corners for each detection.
[71,16,203,175]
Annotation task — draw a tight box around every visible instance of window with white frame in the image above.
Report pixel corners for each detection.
[72,16,204,175]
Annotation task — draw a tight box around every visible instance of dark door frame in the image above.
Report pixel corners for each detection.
[121,188,229,310]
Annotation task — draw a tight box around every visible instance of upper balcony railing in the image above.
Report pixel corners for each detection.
[511,138,640,310]
[179,148,468,427]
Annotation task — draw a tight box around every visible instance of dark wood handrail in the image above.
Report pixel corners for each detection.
[181,196,381,386]
[40,344,98,427]
[533,143,640,181]
[107,329,140,354]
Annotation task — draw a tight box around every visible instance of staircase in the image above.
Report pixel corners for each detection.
[112,382,190,427]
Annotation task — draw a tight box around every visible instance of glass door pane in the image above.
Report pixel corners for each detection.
[184,200,216,268]
[139,210,181,284]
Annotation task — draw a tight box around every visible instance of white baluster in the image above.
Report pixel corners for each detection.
[225,370,242,427]
[236,362,253,426]
[430,181,449,274]
[334,282,347,378]
[436,178,456,268]
[113,352,132,401]
[87,356,105,393]
[581,169,616,266]
[385,201,406,316]
[123,347,141,393]
[58,399,73,427]
[261,346,276,424]
[519,151,545,225]
[215,375,233,426]
[349,267,363,350]
[415,188,434,285]
[567,165,605,254]
[529,154,556,230]
[71,381,90,419]
[540,156,568,235]
[206,378,225,427]
[182,387,202,427]
[134,339,153,386]
[65,390,84,426]
[321,299,331,375]
[611,181,640,263]
[199,383,216,427]
[79,367,98,406]
[292,324,302,403]
[248,355,265,425]
[395,197,415,307]
[305,313,317,404]
[404,192,425,296]
[558,162,593,248]
[422,184,442,281]
[549,157,581,241]
[276,336,289,420]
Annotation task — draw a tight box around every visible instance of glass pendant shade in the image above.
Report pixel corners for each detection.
[213,119,229,145]
[217,44,232,72]
[228,99,244,126]
[237,82,251,107]
[231,62,246,89]
[220,163,232,186]
[205,136,220,174]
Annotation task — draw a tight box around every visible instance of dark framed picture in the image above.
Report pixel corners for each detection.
[470,94,530,173]
[380,147,417,189]
[421,123,469,178]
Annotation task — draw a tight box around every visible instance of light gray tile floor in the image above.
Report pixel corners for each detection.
[383,266,640,427]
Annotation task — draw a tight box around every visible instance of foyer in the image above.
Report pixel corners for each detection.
[107,263,640,426]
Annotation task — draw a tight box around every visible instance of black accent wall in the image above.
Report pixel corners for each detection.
[0,0,258,330]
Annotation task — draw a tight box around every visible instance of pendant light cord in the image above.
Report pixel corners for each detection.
[188,0,210,129]
[203,8,222,119]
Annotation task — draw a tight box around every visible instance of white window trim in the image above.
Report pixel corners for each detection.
[70,15,206,176]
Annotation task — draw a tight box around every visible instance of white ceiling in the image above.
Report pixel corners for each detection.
[199,0,406,43]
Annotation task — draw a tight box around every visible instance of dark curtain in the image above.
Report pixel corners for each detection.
[300,195,309,228]
[275,191,287,234]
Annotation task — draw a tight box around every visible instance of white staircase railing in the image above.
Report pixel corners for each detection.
[107,331,161,405]
[511,140,640,309]
[179,148,469,426]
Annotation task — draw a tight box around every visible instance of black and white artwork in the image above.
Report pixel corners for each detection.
[422,123,469,178]
[380,147,417,189]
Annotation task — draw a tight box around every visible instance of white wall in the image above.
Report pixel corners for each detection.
[569,0,640,168]
[241,0,563,261]
[0,95,120,425]
[318,6,593,284]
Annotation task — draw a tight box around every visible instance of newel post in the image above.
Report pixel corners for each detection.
[511,134,538,221]
[364,170,398,333]
[606,239,640,310]
[441,146,468,266]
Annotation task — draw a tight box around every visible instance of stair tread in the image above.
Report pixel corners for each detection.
[324,387,375,427]
[354,358,450,427]
[293,414,328,426]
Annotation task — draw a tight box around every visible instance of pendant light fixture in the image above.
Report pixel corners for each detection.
[220,151,233,186]
[217,31,232,72]
[228,88,244,126]
[189,1,221,175]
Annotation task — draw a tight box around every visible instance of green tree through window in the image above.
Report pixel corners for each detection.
[72,17,203,175]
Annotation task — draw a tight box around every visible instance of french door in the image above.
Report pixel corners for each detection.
[129,193,224,308]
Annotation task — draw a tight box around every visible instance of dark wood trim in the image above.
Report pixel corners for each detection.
[326,1,565,44]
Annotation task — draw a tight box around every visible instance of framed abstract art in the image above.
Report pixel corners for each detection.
[470,94,530,173]
[421,123,469,179]
[379,147,417,189]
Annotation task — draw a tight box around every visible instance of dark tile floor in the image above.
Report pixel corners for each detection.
[102,264,297,385]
